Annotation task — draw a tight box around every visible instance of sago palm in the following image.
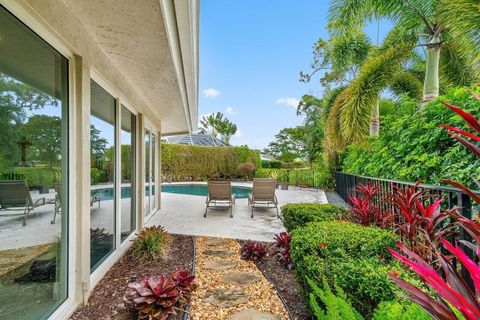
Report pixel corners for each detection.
[329,0,480,102]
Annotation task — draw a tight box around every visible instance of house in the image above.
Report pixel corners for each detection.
[0,1,198,319]
[164,132,230,146]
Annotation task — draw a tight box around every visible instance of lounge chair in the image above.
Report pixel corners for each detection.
[204,181,235,218]
[0,180,46,226]
[248,178,279,218]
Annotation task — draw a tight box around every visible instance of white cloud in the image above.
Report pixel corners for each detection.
[225,106,239,115]
[234,129,243,137]
[276,97,300,108]
[203,88,220,98]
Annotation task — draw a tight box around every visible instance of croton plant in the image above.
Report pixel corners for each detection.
[127,270,196,320]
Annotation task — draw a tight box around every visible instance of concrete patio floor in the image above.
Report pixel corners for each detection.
[148,182,327,242]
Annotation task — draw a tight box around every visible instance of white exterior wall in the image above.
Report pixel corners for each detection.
[0,1,196,319]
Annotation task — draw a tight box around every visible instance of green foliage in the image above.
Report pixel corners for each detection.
[198,112,238,144]
[307,277,364,320]
[291,221,396,264]
[161,143,260,181]
[0,167,60,188]
[255,168,334,189]
[341,86,480,188]
[291,221,399,318]
[261,160,282,169]
[131,226,169,260]
[281,203,349,231]
[263,126,307,163]
[372,301,431,320]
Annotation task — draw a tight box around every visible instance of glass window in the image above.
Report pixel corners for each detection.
[151,133,156,212]
[90,80,115,272]
[144,130,150,216]
[0,5,69,319]
[120,106,135,242]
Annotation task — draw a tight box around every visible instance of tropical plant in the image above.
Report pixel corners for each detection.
[263,126,308,163]
[217,118,237,144]
[307,277,364,320]
[348,182,393,227]
[198,112,224,138]
[273,232,293,269]
[329,0,480,102]
[127,270,196,320]
[240,241,268,262]
[131,226,169,260]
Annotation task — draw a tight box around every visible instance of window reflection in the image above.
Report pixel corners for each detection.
[0,5,68,319]
[90,80,115,272]
[120,106,135,242]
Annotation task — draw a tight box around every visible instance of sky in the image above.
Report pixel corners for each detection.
[198,0,392,150]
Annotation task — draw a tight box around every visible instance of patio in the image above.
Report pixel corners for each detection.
[149,182,328,242]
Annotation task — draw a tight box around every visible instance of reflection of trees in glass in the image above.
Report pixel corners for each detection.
[90,125,109,184]
[0,73,57,168]
[24,115,61,167]
[121,145,132,183]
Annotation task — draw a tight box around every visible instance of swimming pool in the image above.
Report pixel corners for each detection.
[90,184,251,200]
[162,184,251,199]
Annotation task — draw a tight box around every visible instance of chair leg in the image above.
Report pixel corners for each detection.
[51,209,57,224]
[275,205,279,218]
[230,204,233,218]
[204,205,208,218]
[22,208,29,226]
[251,205,254,218]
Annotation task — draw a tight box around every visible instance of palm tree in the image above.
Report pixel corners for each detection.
[217,119,237,144]
[198,112,224,138]
[329,0,480,103]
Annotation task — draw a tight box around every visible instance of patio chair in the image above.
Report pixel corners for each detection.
[0,180,46,226]
[248,178,279,218]
[204,181,235,218]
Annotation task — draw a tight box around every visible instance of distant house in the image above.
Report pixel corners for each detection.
[260,153,277,161]
[164,133,229,147]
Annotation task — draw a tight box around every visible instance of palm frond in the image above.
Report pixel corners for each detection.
[325,88,349,151]
[339,44,413,142]
[390,70,423,100]
[439,0,480,67]
[440,40,479,87]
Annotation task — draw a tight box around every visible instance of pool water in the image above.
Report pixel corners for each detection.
[162,184,251,199]
[90,184,251,200]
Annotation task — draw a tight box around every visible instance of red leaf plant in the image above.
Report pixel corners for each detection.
[385,183,455,266]
[274,232,293,269]
[348,182,393,227]
[388,237,480,320]
[240,240,268,262]
[127,270,196,320]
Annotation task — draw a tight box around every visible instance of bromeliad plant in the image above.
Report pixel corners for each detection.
[348,182,393,227]
[240,240,268,262]
[127,270,196,320]
[274,232,293,269]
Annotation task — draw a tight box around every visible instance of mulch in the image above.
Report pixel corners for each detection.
[255,258,313,320]
[235,240,312,320]
[70,234,194,320]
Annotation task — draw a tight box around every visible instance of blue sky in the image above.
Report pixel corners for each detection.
[198,0,393,150]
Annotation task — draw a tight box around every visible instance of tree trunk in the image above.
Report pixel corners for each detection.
[422,34,441,103]
[369,100,380,135]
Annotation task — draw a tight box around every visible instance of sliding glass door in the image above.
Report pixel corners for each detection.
[144,129,157,217]
[0,5,69,319]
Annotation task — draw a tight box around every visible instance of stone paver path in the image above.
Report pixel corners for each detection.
[189,236,288,320]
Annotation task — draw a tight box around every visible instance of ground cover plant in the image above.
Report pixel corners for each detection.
[131,226,169,260]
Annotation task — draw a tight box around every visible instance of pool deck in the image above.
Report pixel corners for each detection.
[148,182,327,242]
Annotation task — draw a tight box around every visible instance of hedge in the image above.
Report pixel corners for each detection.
[281,203,349,231]
[291,221,400,318]
[0,167,60,188]
[255,168,334,189]
[161,143,261,181]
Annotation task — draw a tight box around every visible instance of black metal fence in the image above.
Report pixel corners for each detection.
[335,171,477,287]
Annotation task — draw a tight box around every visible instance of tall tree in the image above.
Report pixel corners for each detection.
[329,0,480,102]
[198,112,224,138]
[264,127,307,163]
[217,119,237,144]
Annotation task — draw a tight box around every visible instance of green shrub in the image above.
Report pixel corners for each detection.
[291,221,396,263]
[261,160,282,168]
[0,167,60,188]
[282,203,349,231]
[255,168,334,189]
[341,86,480,189]
[131,226,169,260]
[161,143,260,181]
[372,301,431,320]
[307,277,363,320]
